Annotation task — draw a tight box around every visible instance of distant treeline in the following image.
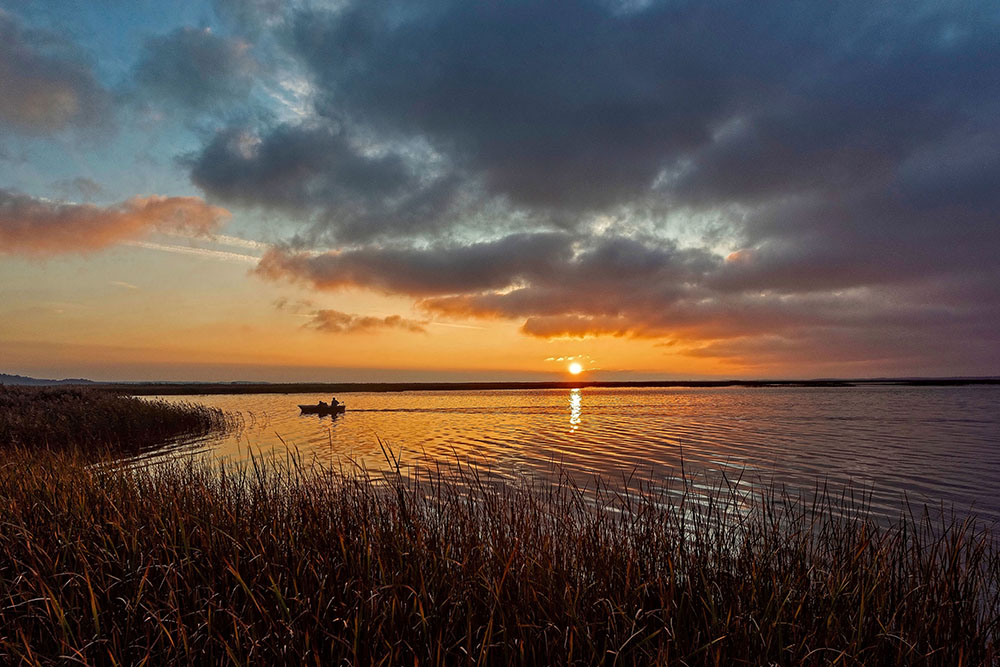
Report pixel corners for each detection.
[0,373,94,386]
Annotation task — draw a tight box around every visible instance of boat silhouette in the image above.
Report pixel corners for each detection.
[298,402,346,415]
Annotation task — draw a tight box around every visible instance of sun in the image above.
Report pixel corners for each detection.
[568,362,583,375]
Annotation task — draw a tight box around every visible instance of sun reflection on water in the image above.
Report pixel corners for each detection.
[569,389,582,431]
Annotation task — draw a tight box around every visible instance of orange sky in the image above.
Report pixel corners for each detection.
[0,239,747,382]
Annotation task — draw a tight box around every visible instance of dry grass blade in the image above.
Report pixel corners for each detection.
[0,448,995,665]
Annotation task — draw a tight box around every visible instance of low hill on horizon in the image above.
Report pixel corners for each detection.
[0,373,95,386]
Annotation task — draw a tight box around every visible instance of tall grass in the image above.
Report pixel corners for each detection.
[0,386,234,453]
[0,449,995,665]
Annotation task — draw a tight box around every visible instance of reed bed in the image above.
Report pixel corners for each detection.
[0,386,234,453]
[0,448,996,665]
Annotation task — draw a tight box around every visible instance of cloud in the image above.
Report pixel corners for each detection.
[304,309,426,334]
[0,12,111,133]
[213,0,290,34]
[0,190,231,256]
[290,1,731,212]
[683,324,1000,376]
[284,0,991,212]
[132,27,257,112]
[189,123,464,242]
[190,1,1000,247]
[253,227,1000,371]
[254,232,574,296]
[191,124,410,211]
[273,296,313,312]
[196,0,1000,372]
[273,297,426,334]
[121,240,257,264]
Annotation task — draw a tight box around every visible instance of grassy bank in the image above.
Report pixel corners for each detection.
[0,385,234,453]
[0,451,995,665]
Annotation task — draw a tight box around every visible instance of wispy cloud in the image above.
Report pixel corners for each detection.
[210,234,269,250]
[162,229,269,250]
[304,309,426,334]
[428,321,485,330]
[121,240,259,264]
[109,281,139,290]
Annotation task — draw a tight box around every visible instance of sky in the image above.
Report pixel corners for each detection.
[1,0,998,382]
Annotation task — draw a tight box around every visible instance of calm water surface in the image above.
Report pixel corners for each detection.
[149,386,1000,523]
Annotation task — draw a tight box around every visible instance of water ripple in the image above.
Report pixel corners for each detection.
[145,386,1000,524]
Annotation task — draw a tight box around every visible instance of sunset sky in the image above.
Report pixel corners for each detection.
[1,0,998,382]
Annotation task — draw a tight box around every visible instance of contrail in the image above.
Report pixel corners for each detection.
[121,240,260,264]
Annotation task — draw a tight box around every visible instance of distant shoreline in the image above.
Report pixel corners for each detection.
[82,377,1000,396]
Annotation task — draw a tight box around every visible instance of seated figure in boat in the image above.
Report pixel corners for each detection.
[330,396,340,406]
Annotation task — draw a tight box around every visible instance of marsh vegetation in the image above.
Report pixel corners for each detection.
[0,447,996,664]
[0,385,234,454]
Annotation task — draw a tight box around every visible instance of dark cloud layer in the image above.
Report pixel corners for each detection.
[258,232,986,340]
[185,0,1000,372]
[255,233,574,296]
[293,0,723,212]
[133,27,257,112]
[0,12,111,133]
[190,124,463,241]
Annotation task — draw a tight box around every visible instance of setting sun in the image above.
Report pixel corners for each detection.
[568,362,583,375]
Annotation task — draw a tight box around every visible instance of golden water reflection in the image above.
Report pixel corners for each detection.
[146,386,1000,525]
[569,388,582,431]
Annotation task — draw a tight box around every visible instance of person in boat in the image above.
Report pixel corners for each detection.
[330,396,340,406]
[318,400,328,408]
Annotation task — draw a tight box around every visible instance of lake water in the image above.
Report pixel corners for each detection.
[148,386,1000,524]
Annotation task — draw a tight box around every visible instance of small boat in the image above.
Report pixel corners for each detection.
[298,403,346,415]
